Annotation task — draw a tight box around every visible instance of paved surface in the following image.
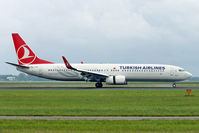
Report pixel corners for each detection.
[0,116,199,120]
[0,87,198,89]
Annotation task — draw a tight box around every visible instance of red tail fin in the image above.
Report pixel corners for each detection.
[12,33,53,65]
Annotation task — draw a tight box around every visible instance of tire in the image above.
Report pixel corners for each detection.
[95,82,103,88]
[172,83,176,88]
[99,82,103,88]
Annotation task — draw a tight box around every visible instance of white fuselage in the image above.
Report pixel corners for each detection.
[17,63,192,82]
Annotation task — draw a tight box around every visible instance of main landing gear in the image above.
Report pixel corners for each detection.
[95,82,103,88]
[172,83,176,88]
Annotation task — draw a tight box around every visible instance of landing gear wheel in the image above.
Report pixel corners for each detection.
[95,82,103,88]
[172,83,176,88]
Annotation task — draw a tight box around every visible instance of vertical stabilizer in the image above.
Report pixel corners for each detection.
[12,33,53,65]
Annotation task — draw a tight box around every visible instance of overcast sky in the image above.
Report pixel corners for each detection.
[0,0,199,75]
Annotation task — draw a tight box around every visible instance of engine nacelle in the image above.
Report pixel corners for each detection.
[106,75,127,85]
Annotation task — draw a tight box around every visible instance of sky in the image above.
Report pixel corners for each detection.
[0,0,199,75]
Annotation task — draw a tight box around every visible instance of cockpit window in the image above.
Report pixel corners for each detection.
[179,69,185,72]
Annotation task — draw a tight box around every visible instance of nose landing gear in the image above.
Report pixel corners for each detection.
[172,83,176,88]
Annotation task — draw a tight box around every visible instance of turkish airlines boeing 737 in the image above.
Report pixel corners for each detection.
[7,33,192,88]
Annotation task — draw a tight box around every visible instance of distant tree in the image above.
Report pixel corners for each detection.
[16,73,50,81]
[17,73,29,81]
[26,74,50,81]
[0,73,51,81]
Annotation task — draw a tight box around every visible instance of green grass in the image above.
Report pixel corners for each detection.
[0,82,198,133]
[0,89,198,116]
[0,119,199,133]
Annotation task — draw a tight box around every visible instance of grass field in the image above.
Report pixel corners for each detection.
[0,119,199,133]
[0,89,198,116]
[0,82,199,132]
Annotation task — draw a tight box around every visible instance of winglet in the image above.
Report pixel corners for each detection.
[62,56,73,69]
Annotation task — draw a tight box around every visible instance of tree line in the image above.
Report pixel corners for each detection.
[0,73,50,81]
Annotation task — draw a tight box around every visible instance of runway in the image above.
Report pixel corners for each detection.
[0,116,199,120]
[0,87,199,89]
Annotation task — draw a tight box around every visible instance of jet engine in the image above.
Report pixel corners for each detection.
[106,75,127,85]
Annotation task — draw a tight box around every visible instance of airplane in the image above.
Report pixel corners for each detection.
[6,33,192,88]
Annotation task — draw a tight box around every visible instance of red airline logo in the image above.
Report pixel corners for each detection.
[17,44,36,65]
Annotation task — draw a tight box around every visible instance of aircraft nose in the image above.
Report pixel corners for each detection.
[185,72,192,78]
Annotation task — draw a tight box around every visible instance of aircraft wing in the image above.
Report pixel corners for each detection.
[62,56,108,81]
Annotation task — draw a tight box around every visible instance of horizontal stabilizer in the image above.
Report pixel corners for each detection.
[6,62,29,69]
